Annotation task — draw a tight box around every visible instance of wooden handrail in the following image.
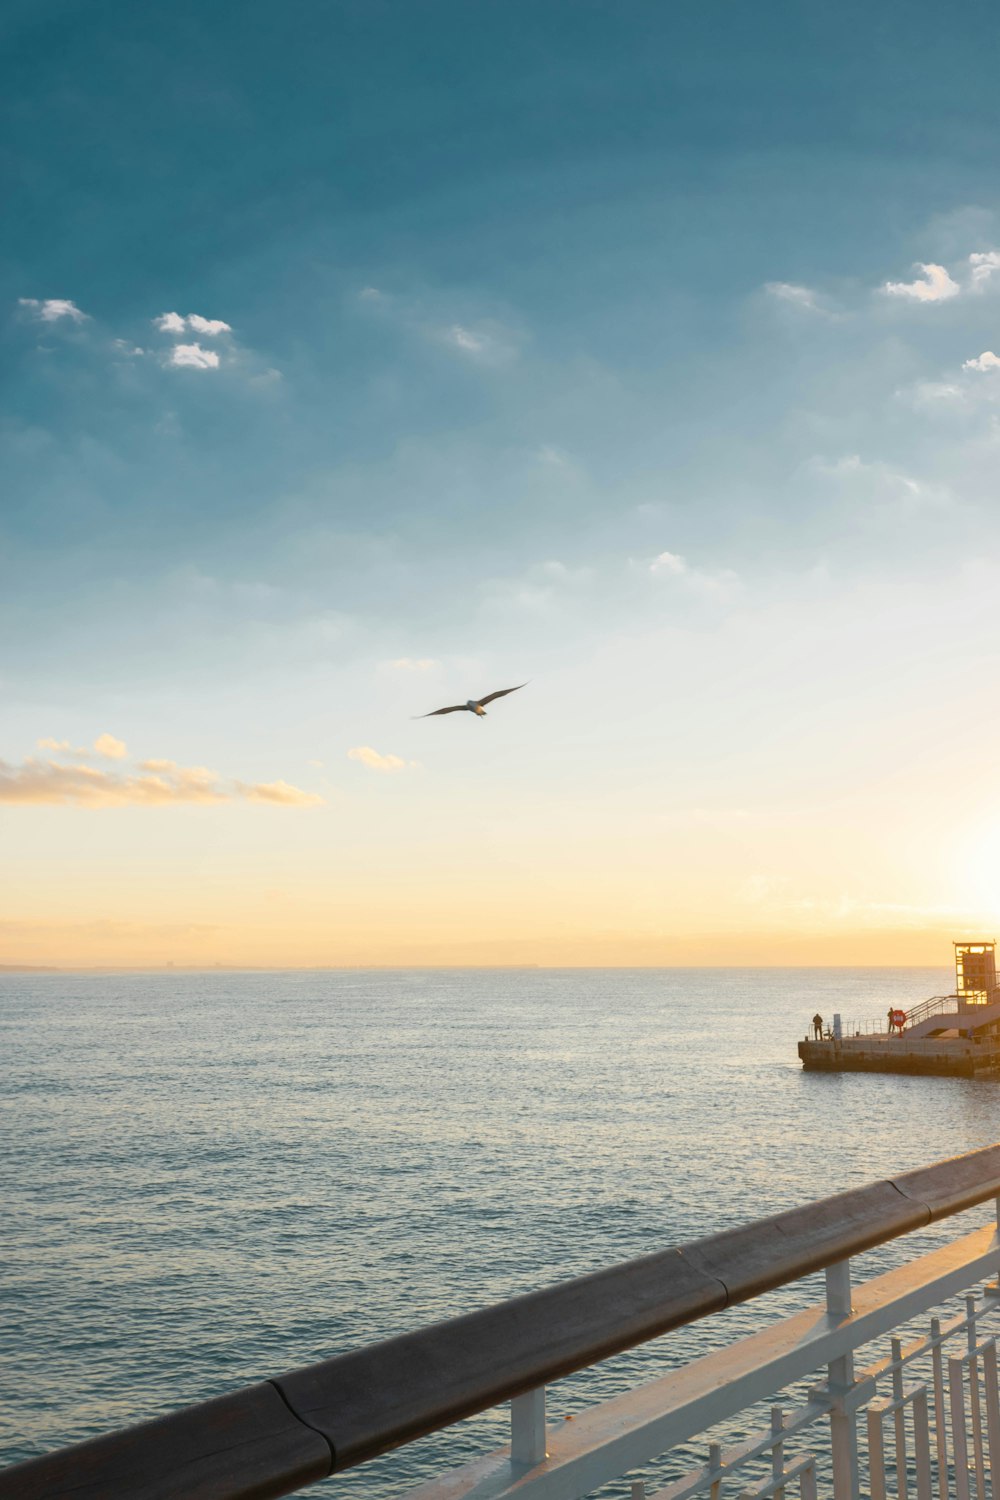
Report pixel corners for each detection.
[4,1143,1000,1500]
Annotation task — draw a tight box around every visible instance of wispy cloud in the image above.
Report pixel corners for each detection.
[963,351,1000,373]
[235,778,325,806]
[357,286,521,366]
[435,321,519,365]
[18,297,88,323]
[1,743,324,807]
[764,282,828,313]
[347,745,410,773]
[36,734,127,760]
[969,251,1000,290]
[645,550,740,598]
[881,263,960,303]
[168,343,220,370]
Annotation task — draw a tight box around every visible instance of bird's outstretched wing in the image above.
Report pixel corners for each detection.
[414,704,469,717]
[477,683,528,706]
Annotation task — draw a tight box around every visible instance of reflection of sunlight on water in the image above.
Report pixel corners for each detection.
[3,964,1000,1495]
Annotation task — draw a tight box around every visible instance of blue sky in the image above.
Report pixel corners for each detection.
[4,0,1000,965]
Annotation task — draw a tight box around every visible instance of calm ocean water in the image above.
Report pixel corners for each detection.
[4,966,1000,1493]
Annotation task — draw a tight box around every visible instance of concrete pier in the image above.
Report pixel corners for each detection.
[798,1032,1000,1077]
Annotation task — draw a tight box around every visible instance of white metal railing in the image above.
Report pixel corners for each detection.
[408,1213,1000,1500]
[8,1148,1000,1500]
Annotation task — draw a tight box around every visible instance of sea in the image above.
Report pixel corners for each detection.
[4,966,1000,1495]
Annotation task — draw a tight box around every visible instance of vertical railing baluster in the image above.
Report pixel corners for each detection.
[931,1316,950,1500]
[966,1298,986,1500]
[913,1388,933,1500]
[892,1337,909,1500]
[951,1355,972,1500]
[869,1402,889,1500]
[827,1258,861,1500]
[982,1341,1000,1496]
[510,1387,547,1467]
[800,1458,818,1500]
[772,1407,785,1500]
[630,1480,646,1500]
[709,1439,723,1500]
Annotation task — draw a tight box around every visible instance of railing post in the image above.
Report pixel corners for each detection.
[511,1387,547,1467]
[826,1258,861,1500]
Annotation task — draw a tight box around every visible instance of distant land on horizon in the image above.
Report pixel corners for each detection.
[0,962,947,974]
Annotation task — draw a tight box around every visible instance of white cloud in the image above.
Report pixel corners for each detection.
[94,733,127,759]
[168,343,220,370]
[155,311,187,334]
[18,298,88,323]
[155,312,231,337]
[348,745,409,773]
[764,282,823,311]
[359,286,384,301]
[969,252,1000,290]
[187,314,232,336]
[963,351,1000,373]
[649,550,688,576]
[882,263,960,303]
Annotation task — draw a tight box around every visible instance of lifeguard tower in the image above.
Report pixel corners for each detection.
[955,941,998,1006]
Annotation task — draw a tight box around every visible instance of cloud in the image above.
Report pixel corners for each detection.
[187,314,232,336]
[0,747,324,807]
[0,757,221,806]
[809,452,923,496]
[445,325,487,355]
[155,312,231,337]
[168,343,220,370]
[649,550,688,576]
[37,734,127,759]
[358,286,384,301]
[435,322,519,365]
[764,282,825,312]
[644,549,740,599]
[969,252,1000,290]
[381,657,441,673]
[235,778,325,806]
[18,298,88,323]
[155,311,187,334]
[881,263,960,303]
[963,351,1000,373]
[94,733,127,759]
[348,745,409,773]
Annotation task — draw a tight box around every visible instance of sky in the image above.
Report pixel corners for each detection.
[4,0,1000,967]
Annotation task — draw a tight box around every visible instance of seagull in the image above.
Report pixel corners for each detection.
[415,683,528,718]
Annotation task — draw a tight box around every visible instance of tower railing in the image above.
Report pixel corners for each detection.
[5,1145,1000,1500]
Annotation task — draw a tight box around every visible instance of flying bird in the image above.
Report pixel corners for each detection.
[416,684,527,719]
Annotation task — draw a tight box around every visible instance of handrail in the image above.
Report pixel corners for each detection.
[903,993,960,1028]
[5,1142,1000,1500]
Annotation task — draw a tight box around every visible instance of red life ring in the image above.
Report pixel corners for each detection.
[890,1009,907,1029]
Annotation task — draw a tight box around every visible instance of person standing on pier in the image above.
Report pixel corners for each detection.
[812,1013,823,1040]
